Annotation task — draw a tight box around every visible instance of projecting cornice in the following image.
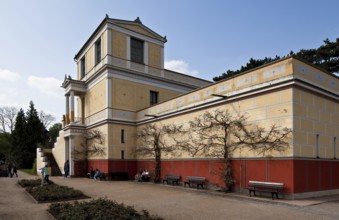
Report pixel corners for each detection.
[62,74,86,95]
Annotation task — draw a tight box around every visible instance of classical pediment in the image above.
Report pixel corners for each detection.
[109,17,167,43]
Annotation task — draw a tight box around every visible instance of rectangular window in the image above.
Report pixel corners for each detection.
[334,137,337,159]
[316,134,319,158]
[150,91,158,105]
[121,129,125,143]
[95,38,101,65]
[131,37,144,64]
[121,150,125,160]
[80,57,85,78]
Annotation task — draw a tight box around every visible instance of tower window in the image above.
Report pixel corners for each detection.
[150,91,158,105]
[121,150,125,160]
[80,57,86,78]
[131,37,144,64]
[121,129,125,143]
[334,137,337,159]
[316,134,319,158]
[95,38,101,65]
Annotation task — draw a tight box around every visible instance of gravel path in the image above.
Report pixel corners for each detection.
[1,171,339,220]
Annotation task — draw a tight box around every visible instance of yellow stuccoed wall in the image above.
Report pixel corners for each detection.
[107,124,136,159]
[86,46,94,74]
[136,88,293,160]
[80,125,109,160]
[85,79,107,116]
[293,88,339,158]
[111,78,181,111]
[52,131,66,171]
[139,59,294,120]
[111,29,127,59]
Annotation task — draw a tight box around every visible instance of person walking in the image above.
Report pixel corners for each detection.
[44,164,50,184]
[64,160,69,178]
[7,163,13,178]
[12,164,18,177]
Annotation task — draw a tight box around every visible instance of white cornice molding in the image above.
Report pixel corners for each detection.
[86,67,194,93]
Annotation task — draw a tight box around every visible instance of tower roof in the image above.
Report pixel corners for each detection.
[74,15,167,60]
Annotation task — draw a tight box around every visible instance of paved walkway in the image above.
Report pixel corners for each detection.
[1,171,339,219]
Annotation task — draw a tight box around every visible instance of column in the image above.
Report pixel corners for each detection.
[70,91,75,123]
[107,29,112,66]
[69,136,74,176]
[106,78,112,120]
[126,36,131,68]
[65,138,69,165]
[144,42,148,73]
[81,96,85,125]
[160,46,164,77]
[65,95,69,124]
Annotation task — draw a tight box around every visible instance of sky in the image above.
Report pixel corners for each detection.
[0,0,338,123]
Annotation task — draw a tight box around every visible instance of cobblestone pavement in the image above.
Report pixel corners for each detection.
[1,171,339,220]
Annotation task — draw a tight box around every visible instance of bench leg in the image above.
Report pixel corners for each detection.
[163,180,167,184]
[272,192,278,200]
[249,189,256,197]
[184,182,190,188]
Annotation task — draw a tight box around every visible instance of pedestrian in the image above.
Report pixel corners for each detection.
[12,164,18,177]
[7,163,13,178]
[93,168,101,180]
[44,164,50,184]
[64,160,69,178]
[39,166,45,185]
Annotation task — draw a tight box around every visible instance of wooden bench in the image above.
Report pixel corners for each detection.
[184,176,206,189]
[248,181,284,200]
[162,174,180,185]
[99,173,107,181]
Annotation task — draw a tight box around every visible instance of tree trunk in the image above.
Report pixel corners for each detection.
[224,157,233,191]
[154,154,161,183]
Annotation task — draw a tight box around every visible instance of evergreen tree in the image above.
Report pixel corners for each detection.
[11,101,47,168]
[26,101,47,150]
[213,38,339,82]
[11,108,30,167]
[48,123,62,145]
[0,132,11,161]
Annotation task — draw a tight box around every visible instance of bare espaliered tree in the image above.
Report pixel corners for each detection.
[0,106,18,133]
[73,130,106,175]
[176,109,291,191]
[136,123,182,183]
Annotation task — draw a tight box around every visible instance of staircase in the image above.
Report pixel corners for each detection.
[44,152,62,176]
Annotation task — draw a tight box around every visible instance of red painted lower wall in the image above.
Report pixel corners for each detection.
[74,158,339,194]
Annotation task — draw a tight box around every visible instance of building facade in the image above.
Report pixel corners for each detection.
[37,16,339,199]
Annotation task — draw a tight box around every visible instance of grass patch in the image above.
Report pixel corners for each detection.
[48,198,162,220]
[26,184,86,202]
[20,169,36,175]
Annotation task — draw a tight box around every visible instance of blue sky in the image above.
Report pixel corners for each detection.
[0,0,338,123]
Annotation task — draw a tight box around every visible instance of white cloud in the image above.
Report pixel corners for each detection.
[0,69,21,82]
[165,60,199,76]
[27,76,63,98]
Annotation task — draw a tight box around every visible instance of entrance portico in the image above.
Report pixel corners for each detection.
[61,75,87,176]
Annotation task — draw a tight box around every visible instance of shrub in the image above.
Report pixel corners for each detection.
[26,184,84,202]
[48,198,163,220]
[18,179,54,187]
